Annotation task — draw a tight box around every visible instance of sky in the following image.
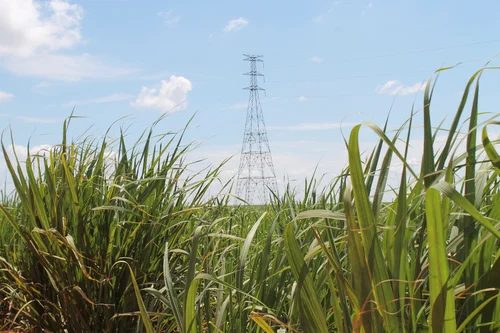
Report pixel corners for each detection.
[1,0,500,197]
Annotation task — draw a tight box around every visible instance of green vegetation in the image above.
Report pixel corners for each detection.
[1,66,500,332]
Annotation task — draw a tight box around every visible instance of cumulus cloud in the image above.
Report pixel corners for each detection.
[0,0,83,57]
[0,1,135,81]
[224,18,248,32]
[298,96,308,102]
[0,91,14,102]
[376,80,427,96]
[132,75,192,112]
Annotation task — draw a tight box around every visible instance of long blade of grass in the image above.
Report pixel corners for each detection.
[249,313,275,333]
[348,124,400,332]
[162,242,184,332]
[432,182,500,239]
[425,188,456,332]
[284,221,329,333]
[185,278,199,333]
[112,261,154,333]
[422,76,436,188]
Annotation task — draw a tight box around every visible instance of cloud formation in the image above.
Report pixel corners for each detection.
[0,0,83,57]
[132,75,192,112]
[224,18,248,32]
[0,1,135,81]
[376,80,427,96]
[0,91,14,102]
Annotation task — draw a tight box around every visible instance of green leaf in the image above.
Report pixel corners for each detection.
[162,242,185,332]
[185,278,199,333]
[347,124,400,332]
[432,182,500,239]
[284,222,329,333]
[425,188,456,332]
[112,261,155,333]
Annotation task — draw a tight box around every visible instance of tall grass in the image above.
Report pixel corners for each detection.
[1,65,500,332]
[0,118,228,332]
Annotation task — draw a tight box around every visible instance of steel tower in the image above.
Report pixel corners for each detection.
[235,55,278,204]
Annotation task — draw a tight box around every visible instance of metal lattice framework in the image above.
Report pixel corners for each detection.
[235,54,278,204]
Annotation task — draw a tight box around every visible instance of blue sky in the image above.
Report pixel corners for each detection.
[1,0,500,193]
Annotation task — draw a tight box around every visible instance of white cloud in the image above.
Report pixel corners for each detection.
[376,80,427,96]
[3,53,136,81]
[63,93,134,107]
[0,0,83,57]
[0,91,14,102]
[298,96,308,102]
[224,18,248,32]
[8,144,53,158]
[267,122,355,131]
[0,1,135,81]
[17,116,61,123]
[226,102,248,110]
[0,144,53,194]
[131,75,192,112]
[158,10,180,25]
[311,56,323,64]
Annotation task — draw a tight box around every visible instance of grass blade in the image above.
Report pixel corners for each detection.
[425,188,456,332]
[284,221,329,333]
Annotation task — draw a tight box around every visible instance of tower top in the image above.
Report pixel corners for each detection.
[243,54,265,92]
[243,54,263,60]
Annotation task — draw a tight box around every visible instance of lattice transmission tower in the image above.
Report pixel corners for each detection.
[235,54,278,204]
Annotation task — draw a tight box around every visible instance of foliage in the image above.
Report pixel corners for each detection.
[1,66,500,332]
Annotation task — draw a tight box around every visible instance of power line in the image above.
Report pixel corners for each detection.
[266,69,434,84]
[268,39,500,69]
